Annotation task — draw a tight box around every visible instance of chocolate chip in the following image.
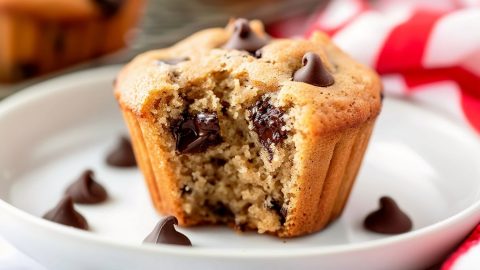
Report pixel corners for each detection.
[364,196,412,234]
[207,201,234,218]
[265,198,287,225]
[172,111,222,154]
[156,57,190,66]
[380,91,384,101]
[91,0,125,17]
[254,49,263,59]
[143,216,192,246]
[293,52,334,87]
[223,18,269,54]
[106,137,137,167]
[65,170,108,204]
[43,196,89,230]
[248,96,287,160]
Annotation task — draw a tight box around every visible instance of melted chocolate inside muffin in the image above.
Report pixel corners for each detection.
[172,111,222,154]
[248,96,287,160]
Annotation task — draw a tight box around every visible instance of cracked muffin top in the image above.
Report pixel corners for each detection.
[115,19,382,135]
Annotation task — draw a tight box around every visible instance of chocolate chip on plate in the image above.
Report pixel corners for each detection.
[106,136,137,167]
[223,18,269,54]
[43,196,89,230]
[65,170,108,204]
[172,111,222,154]
[364,196,413,234]
[293,52,334,87]
[248,96,287,160]
[91,0,125,17]
[143,216,192,246]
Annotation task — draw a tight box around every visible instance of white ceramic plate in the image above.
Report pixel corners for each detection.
[1,66,480,270]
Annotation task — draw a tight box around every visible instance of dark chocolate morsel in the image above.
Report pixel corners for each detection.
[143,216,192,246]
[65,170,108,204]
[380,91,384,101]
[172,111,222,154]
[266,198,287,225]
[248,96,287,160]
[293,52,334,87]
[254,49,263,59]
[106,137,137,167]
[364,196,412,234]
[156,57,190,66]
[223,18,269,54]
[43,196,89,230]
[91,0,125,17]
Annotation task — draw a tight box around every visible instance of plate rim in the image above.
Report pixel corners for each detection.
[1,65,480,258]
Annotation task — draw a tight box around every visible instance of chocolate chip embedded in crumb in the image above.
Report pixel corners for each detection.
[156,57,190,66]
[364,196,412,234]
[106,137,137,167]
[172,111,222,154]
[43,196,89,230]
[248,96,287,160]
[65,170,108,204]
[254,49,263,59]
[293,52,334,87]
[265,198,287,225]
[91,0,125,17]
[143,216,192,246]
[223,18,269,54]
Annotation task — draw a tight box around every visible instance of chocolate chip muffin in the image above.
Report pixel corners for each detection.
[0,0,144,83]
[115,19,382,237]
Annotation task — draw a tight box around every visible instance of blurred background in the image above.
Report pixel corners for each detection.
[0,0,329,98]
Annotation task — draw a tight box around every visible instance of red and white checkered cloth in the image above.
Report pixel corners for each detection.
[270,0,480,269]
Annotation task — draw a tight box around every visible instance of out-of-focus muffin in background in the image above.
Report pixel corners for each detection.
[0,0,145,83]
[0,0,322,86]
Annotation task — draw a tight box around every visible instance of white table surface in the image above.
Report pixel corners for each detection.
[0,237,46,270]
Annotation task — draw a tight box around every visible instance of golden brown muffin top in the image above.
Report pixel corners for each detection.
[115,19,382,135]
[0,0,139,20]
